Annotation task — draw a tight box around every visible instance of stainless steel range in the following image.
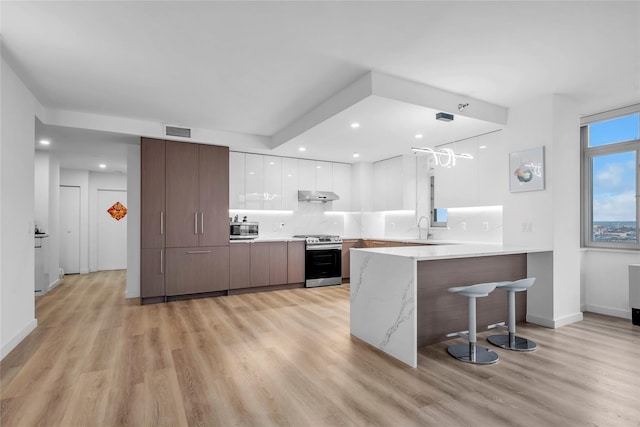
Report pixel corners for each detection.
[293,235,342,287]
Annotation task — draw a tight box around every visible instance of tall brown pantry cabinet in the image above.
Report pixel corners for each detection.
[140,138,230,304]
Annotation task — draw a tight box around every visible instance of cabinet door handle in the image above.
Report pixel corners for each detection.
[194,213,198,235]
[160,249,164,274]
[186,250,212,254]
[160,211,164,235]
[200,212,204,234]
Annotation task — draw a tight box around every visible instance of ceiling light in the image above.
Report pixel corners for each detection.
[436,112,454,122]
[458,103,469,112]
[39,139,50,145]
[479,145,487,149]
[415,134,423,139]
[411,147,473,168]
[298,147,306,152]
[351,122,360,129]
[99,164,107,169]
[268,161,275,165]
[353,153,360,158]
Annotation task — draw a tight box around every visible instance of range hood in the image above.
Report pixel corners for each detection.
[298,190,340,203]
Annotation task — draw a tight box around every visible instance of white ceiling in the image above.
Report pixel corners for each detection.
[3,1,640,169]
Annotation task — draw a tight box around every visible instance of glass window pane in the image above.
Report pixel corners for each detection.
[591,151,637,243]
[589,113,639,147]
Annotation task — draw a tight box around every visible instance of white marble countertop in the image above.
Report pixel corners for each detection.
[230,237,306,243]
[352,243,551,261]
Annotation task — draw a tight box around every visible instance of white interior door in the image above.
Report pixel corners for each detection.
[97,189,127,271]
[60,185,81,274]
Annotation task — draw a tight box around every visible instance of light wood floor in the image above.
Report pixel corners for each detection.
[2,271,639,426]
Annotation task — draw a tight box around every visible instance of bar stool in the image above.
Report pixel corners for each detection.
[487,278,538,351]
[446,282,500,365]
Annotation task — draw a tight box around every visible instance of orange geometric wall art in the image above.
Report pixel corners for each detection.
[107,201,127,221]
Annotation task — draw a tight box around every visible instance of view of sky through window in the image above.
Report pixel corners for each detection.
[589,113,638,243]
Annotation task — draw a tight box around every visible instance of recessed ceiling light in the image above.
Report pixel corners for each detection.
[99,164,107,169]
[353,153,360,158]
[316,165,321,169]
[268,161,275,165]
[351,122,360,129]
[249,171,255,175]
[39,139,50,145]
[415,134,423,139]
[479,145,487,149]
[299,147,306,152]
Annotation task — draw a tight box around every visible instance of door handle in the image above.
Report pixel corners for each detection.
[160,211,164,235]
[160,249,163,274]
[194,213,198,235]
[200,212,204,234]
[186,250,212,254]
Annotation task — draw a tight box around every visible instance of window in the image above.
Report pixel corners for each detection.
[430,176,447,227]
[582,109,640,249]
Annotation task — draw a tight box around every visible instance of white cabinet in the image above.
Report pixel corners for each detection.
[477,131,505,206]
[332,163,351,211]
[315,161,333,191]
[434,132,504,208]
[434,138,479,208]
[373,155,416,211]
[282,157,298,210]
[263,156,282,210]
[229,154,352,211]
[298,159,316,191]
[229,152,245,209]
[245,154,264,210]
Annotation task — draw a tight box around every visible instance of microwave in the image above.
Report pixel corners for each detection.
[230,222,259,240]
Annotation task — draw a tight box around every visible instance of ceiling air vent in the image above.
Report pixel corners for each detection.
[164,124,192,139]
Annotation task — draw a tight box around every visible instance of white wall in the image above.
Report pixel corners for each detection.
[0,57,41,360]
[48,156,60,290]
[88,172,127,272]
[60,169,90,274]
[503,94,582,328]
[34,152,50,232]
[126,144,140,299]
[582,250,640,318]
[33,151,62,292]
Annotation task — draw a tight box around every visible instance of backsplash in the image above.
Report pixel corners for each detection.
[231,204,502,243]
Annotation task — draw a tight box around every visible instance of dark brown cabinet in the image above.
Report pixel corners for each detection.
[269,242,288,286]
[165,247,229,296]
[341,240,359,280]
[250,242,270,287]
[229,241,304,290]
[229,244,251,290]
[141,248,165,298]
[140,138,230,303]
[141,138,166,249]
[165,141,229,248]
[287,241,305,284]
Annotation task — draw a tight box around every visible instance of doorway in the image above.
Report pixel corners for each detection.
[59,185,81,274]
[97,189,128,271]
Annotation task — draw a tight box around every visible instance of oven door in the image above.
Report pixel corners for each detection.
[305,244,342,287]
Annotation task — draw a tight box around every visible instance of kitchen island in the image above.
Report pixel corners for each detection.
[350,243,552,367]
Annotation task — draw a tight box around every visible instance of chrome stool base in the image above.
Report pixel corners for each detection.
[487,333,537,351]
[447,343,499,365]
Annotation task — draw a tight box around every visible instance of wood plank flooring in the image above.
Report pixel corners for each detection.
[2,270,639,426]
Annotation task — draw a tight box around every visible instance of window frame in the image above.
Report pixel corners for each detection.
[581,109,640,250]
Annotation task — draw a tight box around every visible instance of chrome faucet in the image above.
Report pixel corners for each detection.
[417,215,431,240]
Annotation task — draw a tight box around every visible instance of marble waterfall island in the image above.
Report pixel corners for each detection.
[349,244,552,368]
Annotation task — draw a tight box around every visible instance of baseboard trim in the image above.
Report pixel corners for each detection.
[584,304,631,320]
[48,278,63,292]
[526,312,584,329]
[1,318,38,361]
